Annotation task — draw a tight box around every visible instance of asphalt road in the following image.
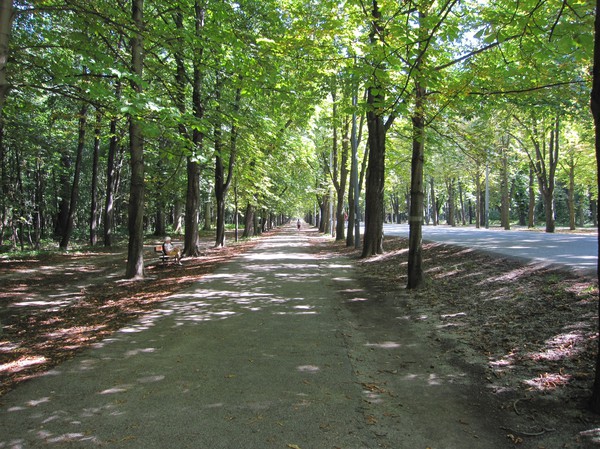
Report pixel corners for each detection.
[383,223,598,275]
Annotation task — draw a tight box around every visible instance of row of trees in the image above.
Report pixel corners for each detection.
[1,0,600,413]
[0,0,324,275]
[0,0,594,282]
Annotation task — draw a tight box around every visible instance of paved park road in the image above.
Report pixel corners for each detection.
[0,227,509,448]
[384,223,598,274]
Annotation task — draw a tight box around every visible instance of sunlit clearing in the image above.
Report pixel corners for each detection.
[0,355,47,374]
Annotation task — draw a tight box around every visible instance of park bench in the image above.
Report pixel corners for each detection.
[154,244,170,265]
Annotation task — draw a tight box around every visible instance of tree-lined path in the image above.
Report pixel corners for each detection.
[0,225,514,448]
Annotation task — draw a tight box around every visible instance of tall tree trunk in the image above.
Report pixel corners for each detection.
[0,118,5,245]
[103,118,118,246]
[430,177,438,226]
[319,194,329,234]
[362,94,386,256]
[362,1,390,257]
[446,178,455,226]
[458,181,466,225]
[241,202,254,238]
[347,158,356,246]
[154,206,165,236]
[568,155,576,231]
[500,144,511,230]
[0,0,12,116]
[518,113,559,233]
[54,147,71,239]
[125,0,145,279]
[541,117,559,233]
[60,103,88,250]
[203,185,212,231]
[474,172,481,229]
[407,80,426,289]
[329,86,349,242]
[591,192,597,227]
[215,83,240,248]
[103,83,121,247]
[0,0,13,247]
[90,109,101,246]
[589,0,600,413]
[528,162,536,228]
[183,1,206,257]
[33,156,43,248]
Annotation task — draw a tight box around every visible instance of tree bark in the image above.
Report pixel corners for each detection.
[60,102,88,250]
[103,82,121,247]
[407,80,426,289]
[568,154,576,230]
[215,83,240,248]
[540,117,559,233]
[90,109,101,246]
[458,181,466,225]
[589,0,600,413]
[361,0,388,257]
[125,0,145,279]
[182,1,207,257]
[242,203,254,238]
[0,0,13,115]
[446,178,455,226]
[474,171,481,229]
[500,139,511,230]
[54,148,71,239]
[430,177,438,226]
[333,94,349,241]
[528,162,536,228]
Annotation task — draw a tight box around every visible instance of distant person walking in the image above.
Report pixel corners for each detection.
[297,219,301,231]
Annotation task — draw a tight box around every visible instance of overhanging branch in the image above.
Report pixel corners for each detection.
[469,80,587,96]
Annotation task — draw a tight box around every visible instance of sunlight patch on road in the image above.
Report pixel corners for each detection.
[297,365,320,373]
[243,251,315,261]
[365,341,401,349]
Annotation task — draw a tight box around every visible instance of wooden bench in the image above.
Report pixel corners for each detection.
[154,245,170,264]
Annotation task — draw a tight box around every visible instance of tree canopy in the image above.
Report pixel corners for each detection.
[0,0,594,275]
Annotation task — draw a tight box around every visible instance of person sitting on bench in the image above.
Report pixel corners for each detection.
[163,236,182,265]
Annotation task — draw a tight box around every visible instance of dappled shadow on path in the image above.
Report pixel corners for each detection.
[0,229,370,449]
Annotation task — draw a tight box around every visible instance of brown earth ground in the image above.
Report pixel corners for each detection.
[331,232,600,448]
[1,227,600,447]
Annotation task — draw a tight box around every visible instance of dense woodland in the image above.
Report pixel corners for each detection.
[0,1,595,278]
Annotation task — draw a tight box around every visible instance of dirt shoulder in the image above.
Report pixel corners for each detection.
[326,236,600,448]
